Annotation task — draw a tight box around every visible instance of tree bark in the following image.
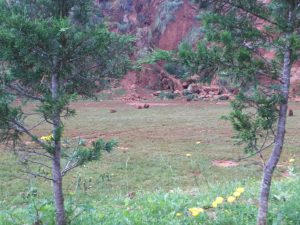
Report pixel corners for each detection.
[51,72,66,225]
[256,24,293,225]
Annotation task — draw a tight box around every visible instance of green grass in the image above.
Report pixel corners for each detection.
[0,100,299,215]
[1,177,300,225]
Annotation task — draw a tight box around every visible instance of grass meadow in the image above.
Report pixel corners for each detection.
[0,100,299,224]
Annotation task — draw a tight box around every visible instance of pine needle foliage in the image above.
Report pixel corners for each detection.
[0,0,133,224]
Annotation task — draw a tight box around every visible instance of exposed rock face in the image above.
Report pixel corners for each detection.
[261,49,300,97]
[99,0,199,52]
[98,0,300,97]
[156,0,199,50]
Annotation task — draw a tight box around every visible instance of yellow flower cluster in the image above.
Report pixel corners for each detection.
[40,134,54,142]
[289,158,295,163]
[188,207,204,217]
[176,187,245,219]
[227,196,236,203]
[227,187,245,204]
[176,212,182,217]
[211,196,224,208]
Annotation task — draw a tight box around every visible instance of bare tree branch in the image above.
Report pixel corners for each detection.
[23,159,52,169]
[18,149,53,159]
[22,171,54,181]
[237,142,274,161]
[12,120,52,151]
[61,161,80,176]
[6,83,44,101]
[26,119,47,132]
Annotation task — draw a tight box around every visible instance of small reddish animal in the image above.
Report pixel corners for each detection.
[137,105,143,109]
[143,103,150,109]
[288,109,294,117]
[110,109,117,113]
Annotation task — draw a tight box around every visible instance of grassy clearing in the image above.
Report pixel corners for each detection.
[0,100,299,209]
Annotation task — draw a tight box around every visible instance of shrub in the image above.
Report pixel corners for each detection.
[183,89,193,96]
[182,27,204,46]
[185,94,198,101]
[159,91,179,100]
[164,62,189,79]
[117,22,131,33]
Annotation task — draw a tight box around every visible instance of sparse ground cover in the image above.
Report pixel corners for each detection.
[0,100,299,224]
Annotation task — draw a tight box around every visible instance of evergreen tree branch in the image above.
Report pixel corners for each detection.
[6,83,44,101]
[219,0,281,28]
[12,120,51,151]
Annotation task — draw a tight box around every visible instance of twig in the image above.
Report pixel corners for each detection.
[61,161,79,176]
[12,120,50,150]
[17,147,53,159]
[22,171,54,181]
[237,142,274,161]
[6,83,44,101]
[24,159,52,169]
[27,119,47,132]
[259,152,266,167]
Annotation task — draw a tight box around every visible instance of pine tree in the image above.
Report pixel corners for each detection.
[0,1,133,224]
[177,1,300,224]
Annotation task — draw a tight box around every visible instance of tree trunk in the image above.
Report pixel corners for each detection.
[52,143,66,225]
[256,30,293,225]
[51,72,66,225]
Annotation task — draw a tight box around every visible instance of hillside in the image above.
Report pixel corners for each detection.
[98,0,300,100]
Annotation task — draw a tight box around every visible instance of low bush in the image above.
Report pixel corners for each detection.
[164,62,189,79]
[159,91,179,100]
[186,94,198,101]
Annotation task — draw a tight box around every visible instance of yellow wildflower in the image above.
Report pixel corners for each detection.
[188,207,204,217]
[227,196,236,203]
[186,153,192,157]
[236,187,245,193]
[212,201,218,208]
[233,192,241,197]
[40,134,53,142]
[215,197,224,204]
[176,212,182,217]
[289,158,295,163]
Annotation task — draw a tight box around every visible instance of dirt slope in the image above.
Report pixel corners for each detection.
[98,0,300,98]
